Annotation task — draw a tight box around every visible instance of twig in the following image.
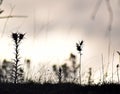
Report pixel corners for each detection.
[105,0,113,77]
[112,51,114,82]
[101,54,104,83]
[0,15,28,19]
[91,0,103,20]
[105,0,113,32]
[1,5,15,38]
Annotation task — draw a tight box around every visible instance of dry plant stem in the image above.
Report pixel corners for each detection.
[1,6,15,38]
[0,0,3,5]
[117,67,119,83]
[58,68,62,83]
[79,52,82,84]
[76,41,83,84]
[106,0,113,72]
[92,0,103,19]
[14,41,19,84]
[101,54,104,83]
[12,33,25,84]
[88,68,92,85]
[0,4,27,38]
[92,0,113,80]
[119,55,120,65]
[105,0,113,78]
[0,15,27,19]
[105,0,113,32]
[112,52,114,82]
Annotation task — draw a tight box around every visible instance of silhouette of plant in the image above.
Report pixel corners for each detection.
[116,64,119,83]
[69,53,79,82]
[88,68,93,85]
[58,67,62,83]
[26,59,31,69]
[101,54,105,83]
[52,65,62,83]
[11,33,25,84]
[0,68,3,82]
[111,52,114,83]
[24,59,31,82]
[61,63,69,82]
[76,40,84,84]
[92,0,114,83]
[1,59,14,82]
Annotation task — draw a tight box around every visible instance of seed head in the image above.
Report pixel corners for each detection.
[117,64,119,68]
[76,43,81,51]
[12,33,18,42]
[79,40,83,46]
[76,40,83,52]
[19,33,25,40]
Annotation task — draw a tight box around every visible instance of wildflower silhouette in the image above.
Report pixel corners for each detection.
[61,63,69,82]
[116,64,119,83]
[58,67,62,83]
[11,33,25,84]
[88,68,92,85]
[76,40,84,84]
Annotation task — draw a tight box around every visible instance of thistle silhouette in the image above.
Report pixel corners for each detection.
[76,40,84,84]
[11,33,25,84]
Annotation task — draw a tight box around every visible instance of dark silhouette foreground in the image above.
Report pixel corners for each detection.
[0,83,119,94]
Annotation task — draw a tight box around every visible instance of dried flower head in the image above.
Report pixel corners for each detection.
[79,40,83,46]
[12,33,25,43]
[19,33,25,40]
[117,64,119,68]
[26,59,30,64]
[76,40,83,52]
[12,33,18,42]
[76,43,80,51]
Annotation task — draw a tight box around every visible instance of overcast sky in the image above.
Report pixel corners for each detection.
[0,0,120,80]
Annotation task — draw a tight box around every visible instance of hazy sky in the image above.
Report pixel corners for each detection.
[0,0,120,81]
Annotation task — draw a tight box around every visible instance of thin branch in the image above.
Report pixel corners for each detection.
[112,51,114,82]
[105,0,113,32]
[105,0,113,75]
[91,0,103,20]
[0,15,28,19]
[1,5,28,38]
[0,0,3,5]
[101,54,104,83]
[118,0,120,7]
[1,5,15,38]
